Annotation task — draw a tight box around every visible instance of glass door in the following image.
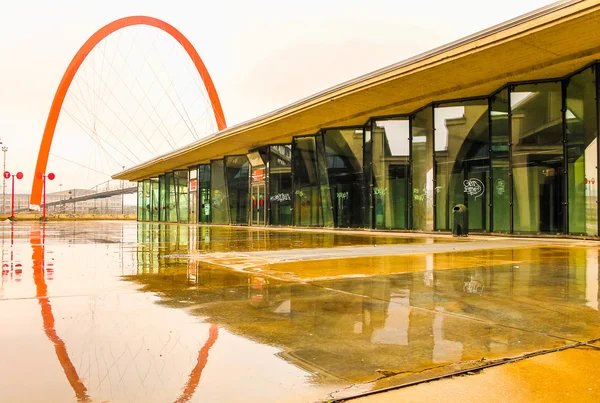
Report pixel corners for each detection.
[199,187,211,223]
[511,82,564,234]
[251,184,266,226]
[188,191,197,223]
[462,161,489,231]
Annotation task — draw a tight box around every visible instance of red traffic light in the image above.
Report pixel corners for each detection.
[48,173,55,180]
[3,171,9,179]
[16,172,23,180]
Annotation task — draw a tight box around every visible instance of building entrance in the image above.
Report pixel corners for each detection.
[511,82,565,234]
[251,183,266,226]
[539,163,564,233]
[512,162,564,234]
[374,164,409,230]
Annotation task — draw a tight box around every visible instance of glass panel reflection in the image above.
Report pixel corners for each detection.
[137,182,143,221]
[491,90,510,232]
[142,180,150,221]
[324,128,364,228]
[373,119,410,229]
[225,156,250,225]
[511,82,564,233]
[434,100,489,232]
[159,175,166,222]
[269,145,292,226]
[150,178,159,222]
[412,107,434,231]
[165,172,177,223]
[199,165,211,223]
[292,136,322,226]
[363,125,373,229]
[211,160,230,224]
[174,170,189,223]
[188,167,198,223]
[566,67,598,235]
[316,134,334,227]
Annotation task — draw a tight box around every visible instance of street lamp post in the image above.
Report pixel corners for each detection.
[3,171,23,219]
[37,172,55,219]
[1,145,7,214]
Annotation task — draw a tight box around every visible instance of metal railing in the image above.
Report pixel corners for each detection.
[12,179,138,215]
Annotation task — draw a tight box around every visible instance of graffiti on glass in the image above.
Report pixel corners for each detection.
[495,178,505,196]
[463,178,485,200]
[270,193,291,203]
[413,185,441,202]
[413,188,425,201]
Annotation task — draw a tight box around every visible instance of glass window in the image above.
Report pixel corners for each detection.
[566,67,598,235]
[150,178,159,222]
[188,192,197,223]
[269,145,292,225]
[188,167,198,223]
[248,149,267,226]
[143,180,151,221]
[434,100,489,232]
[137,182,143,221]
[490,89,510,232]
[225,156,250,225]
[292,136,322,226]
[511,82,564,233]
[363,125,373,229]
[323,128,364,228]
[315,134,334,227]
[372,119,410,229]
[165,172,177,222]
[411,107,434,231]
[199,165,211,223]
[159,175,167,222]
[210,160,230,224]
[174,170,188,223]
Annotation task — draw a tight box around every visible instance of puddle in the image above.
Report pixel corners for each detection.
[0,221,599,402]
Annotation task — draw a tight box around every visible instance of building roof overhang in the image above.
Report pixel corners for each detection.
[113,0,600,181]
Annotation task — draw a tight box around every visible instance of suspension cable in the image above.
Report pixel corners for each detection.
[106,35,179,150]
[49,153,113,176]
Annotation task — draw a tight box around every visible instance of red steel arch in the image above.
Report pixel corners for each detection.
[30,16,227,206]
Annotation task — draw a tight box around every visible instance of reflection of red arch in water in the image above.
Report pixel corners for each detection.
[29,225,218,402]
[30,16,227,206]
[30,226,90,402]
[175,324,219,403]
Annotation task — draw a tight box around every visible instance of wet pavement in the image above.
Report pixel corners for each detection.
[352,346,600,402]
[0,221,599,402]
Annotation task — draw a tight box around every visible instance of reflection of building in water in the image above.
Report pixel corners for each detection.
[129,224,600,382]
[432,307,463,364]
[586,248,598,311]
[423,253,435,287]
[371,290,410,346]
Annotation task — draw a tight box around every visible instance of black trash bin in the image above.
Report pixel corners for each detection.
[452,204,468,236]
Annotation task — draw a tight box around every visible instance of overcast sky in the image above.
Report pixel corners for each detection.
[0,0,556,193]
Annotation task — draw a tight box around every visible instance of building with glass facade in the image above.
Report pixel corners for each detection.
[116,0,600,237]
